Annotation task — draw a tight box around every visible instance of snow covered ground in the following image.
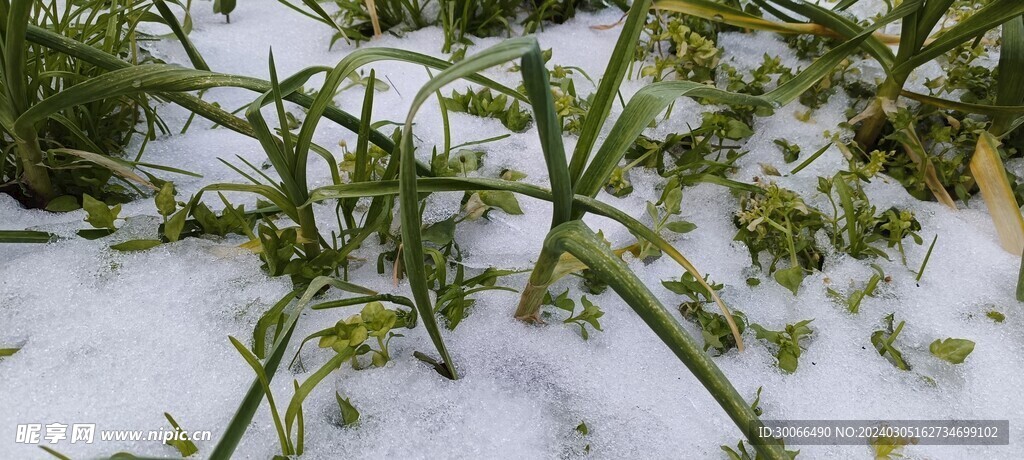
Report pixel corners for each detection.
[2,1,1023,458]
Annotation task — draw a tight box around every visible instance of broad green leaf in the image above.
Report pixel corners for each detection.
[156,182,177,217]
[213,0,237,15]
[929,338,975,364]
[773,266,804,296]
[82,194,119,230]
[479,190,524,215]
[164,207,189,243]
[45,196,80,212]
[422,217,456,245]
[335,393,360,426]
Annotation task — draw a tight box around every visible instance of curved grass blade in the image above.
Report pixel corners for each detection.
[654,0,836,36]
[543,221,786,460]
[574,82,771,201]
[899,90,1024,118]
[568,0,653,185]
[398,37,564,378]
[893,0,1024,75]
[971,132,1024,254]
[153,0,209,71]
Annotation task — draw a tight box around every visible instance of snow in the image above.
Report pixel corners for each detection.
[2,1,1023,458]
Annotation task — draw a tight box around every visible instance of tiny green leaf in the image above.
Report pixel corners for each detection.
[156,182,177,217]
[164,207,189,242]
[665,221,697,233]
[110,239,163,252]
[335,393,360,426]
[163,412,199,457]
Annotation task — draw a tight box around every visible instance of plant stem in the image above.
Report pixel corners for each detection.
[513,247,561,321]
[853,76,905,149]
[15,136,57,206]
[297,205,322,259]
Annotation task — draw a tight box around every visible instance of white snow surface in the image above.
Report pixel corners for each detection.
[2,1,1023,459]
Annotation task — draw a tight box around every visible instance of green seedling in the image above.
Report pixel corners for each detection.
[750,320,814,373]
[735,183,824,295]
[543,289,605,340]
[443,87,532,132]
[871,313,910,371]
[827,265,886,314]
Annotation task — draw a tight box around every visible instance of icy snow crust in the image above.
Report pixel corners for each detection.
[2,0,1023,458]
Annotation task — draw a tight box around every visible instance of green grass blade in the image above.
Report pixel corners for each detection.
[227,336,292,456]
[654,0,830,35]
[543,221,786,460]
[519,41,574,226]
[763,0,920,106]
[567,0,653,185]
[0,230,56,243]
[574,82,771,202]
[152,0,209,71]
[895,0,1024,75]
[900,90,1024,119]
[4,2,32,115]
[995,15,1024,133]
[399,37,543,379]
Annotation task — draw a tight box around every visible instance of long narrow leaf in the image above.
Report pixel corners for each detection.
[568,0,653,184]
[398,37,547,379]
[152,0,209,71]
[543,221,786,460]
[575,82,770,201]
[894,0,1024,75]
[971,132,1024,254]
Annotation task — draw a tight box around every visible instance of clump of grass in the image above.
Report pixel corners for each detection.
[2,0,165,207]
